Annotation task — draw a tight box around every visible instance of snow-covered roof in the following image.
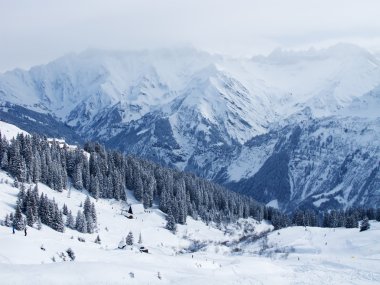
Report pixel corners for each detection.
[47,138,78,150]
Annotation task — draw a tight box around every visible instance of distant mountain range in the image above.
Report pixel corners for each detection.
[0,43,379,212]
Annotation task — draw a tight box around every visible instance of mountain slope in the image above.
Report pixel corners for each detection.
[0,44,379,211]
[1,168,379,284]
[227,112,380,212]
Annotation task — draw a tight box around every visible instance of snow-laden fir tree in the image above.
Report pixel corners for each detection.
[91,203,97,225]
[83,196,93,233]
[17,186,25,208]
[13,204,24,230]
[118,237,126,249]
[36,217,42,230]
[75,210,88,233]
[345,215,358,228]
[66,210,75,229]
[376,209,380,222]
[53,209,65,233]
[360,217,370,232]
[4,214,11,227]
[126,231,134,246]
[83,197,97,233]
[165,208,177,233]
[62,204,68,215]
[26,206,34,227]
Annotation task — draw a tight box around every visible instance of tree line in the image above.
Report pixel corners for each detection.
[1,131,378,231]
[289,207,380,229]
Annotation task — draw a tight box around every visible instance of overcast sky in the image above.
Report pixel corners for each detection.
[1,0,380,71]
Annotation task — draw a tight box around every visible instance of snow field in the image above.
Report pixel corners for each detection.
[0,170,379,284]
[0,121,29,140]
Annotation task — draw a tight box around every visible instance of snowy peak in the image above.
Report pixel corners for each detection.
[0,53,110,118]
[170,65,267,143]
[1,44,379,127]
[250,44,380,117]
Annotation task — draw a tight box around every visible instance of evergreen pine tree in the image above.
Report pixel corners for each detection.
[63,204,68,215]
[83,197,94,233]
[47,199,55,228]
[75,210,86,233]
[13,204,24,230]
[90,175,100,200]
[82,215,88,233]
[83,196,91,217]
[126,231,134,246]
[138,232,143,244]
[31,188,39,220]
[66,210,75,229]
[73,163,83,190]
[38,194,49,225]
[75,211,82,231]
[376,208,380,222]
[17,186,25,208]
[165,209,177,233]
[36,217,42,230]
[26,206,34,227]
[345,215,357,228]
[55,210,65,233]
[91,202,97,225]
[1,151,8,170]
[4,214,11,227]
[360,217,370,232]
[13,177,19,188]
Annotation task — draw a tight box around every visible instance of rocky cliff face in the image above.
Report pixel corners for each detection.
[227,111,380,212]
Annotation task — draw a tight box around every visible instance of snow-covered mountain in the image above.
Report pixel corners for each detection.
[227,112,380,212]
[0,43,379,211]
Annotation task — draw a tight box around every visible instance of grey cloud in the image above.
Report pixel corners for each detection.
[1,0,380,71]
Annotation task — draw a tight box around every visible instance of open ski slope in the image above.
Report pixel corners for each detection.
[0,169,379,285]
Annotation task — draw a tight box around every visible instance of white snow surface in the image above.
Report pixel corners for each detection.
[266,199,279,209]
[0,121,29,140]
[0,170,379,284]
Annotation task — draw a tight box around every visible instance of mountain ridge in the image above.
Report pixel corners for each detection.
[0,43,379,212]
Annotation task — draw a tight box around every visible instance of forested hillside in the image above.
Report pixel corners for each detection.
[0,132,277,226]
